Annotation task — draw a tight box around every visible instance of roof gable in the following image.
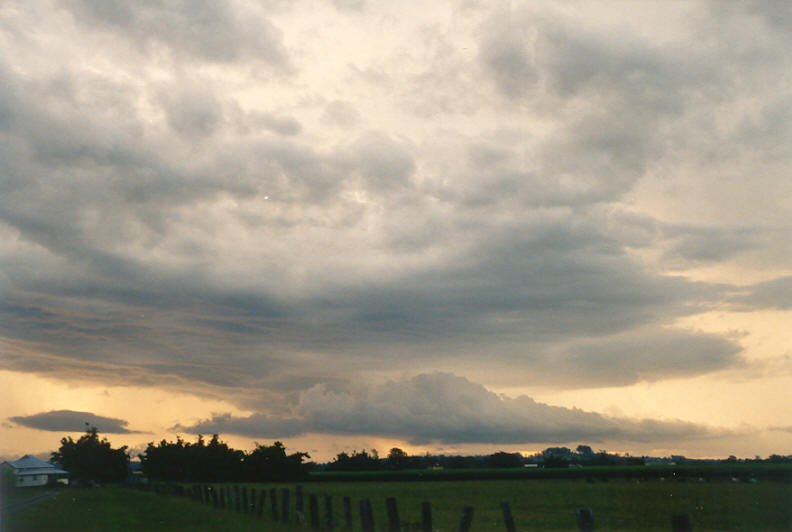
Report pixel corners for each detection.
[6,454,57,470]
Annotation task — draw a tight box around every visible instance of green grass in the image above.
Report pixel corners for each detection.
[309,463,792,482]
[2,485,289,532]
[267,478,792,531]
[4,478,791,531]
[1,486,53,506]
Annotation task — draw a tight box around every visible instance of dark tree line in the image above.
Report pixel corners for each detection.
[323,447,525,471]
[139,435,311,482]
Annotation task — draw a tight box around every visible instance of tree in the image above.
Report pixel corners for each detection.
[576,445,594,457]
[245,441,310,481]
[325,449,381,471]
[139,434,244,482]
[139,435,311,481]
[486,451,523,468]
[387,447,409,469]
[51,426,129,483]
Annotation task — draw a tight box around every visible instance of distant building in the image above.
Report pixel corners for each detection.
[1,455,69,487]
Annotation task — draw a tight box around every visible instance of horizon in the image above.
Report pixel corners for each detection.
[2,1,791,464]
[5,431,786,467]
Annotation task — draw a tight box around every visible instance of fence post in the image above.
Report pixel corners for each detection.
[235,486,241,512]
[325,494,334,530]
[270,487,279,520]
[360,499,375,532]
[309,493,320,530]
[577,507,594,531]
[281,487,291,524]
[296,485,305,524]
[257,489,266,518]
[459,506,474,532]
[421,501,432,532]
[386,497,400,532]
[500,502,516,532]
[220,487,227,509]
[211,486,219,508]
[672,514,693,532]
[242,486,249,514]
[343,496,353,530]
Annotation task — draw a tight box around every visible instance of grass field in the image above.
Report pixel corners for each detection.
[2,485,283,532]
[4,476,792,531]
[309,463,792,482]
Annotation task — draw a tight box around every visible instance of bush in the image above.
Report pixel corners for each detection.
[1,466,17,494]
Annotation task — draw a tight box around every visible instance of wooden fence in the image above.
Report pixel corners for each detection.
[140,482,694,531]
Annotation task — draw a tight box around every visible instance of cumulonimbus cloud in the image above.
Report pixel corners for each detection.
[175,373,728,445]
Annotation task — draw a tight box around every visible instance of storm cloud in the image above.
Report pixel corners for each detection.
[176,373,726,445]
[0,1,789,452]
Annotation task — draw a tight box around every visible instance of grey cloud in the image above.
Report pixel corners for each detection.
[0,0,782,437]
[332,0,365,12]
[350,132,415,190]
[478,14,539,99]
[62,0,292,69]
[708,1,792,39]
[733,276,792,310]
[0,61,358,280]
[177,373,726,445]
[321,101,361,128]
[538,328,743,388]
[173,413,304,438]
[732,99,792,160]
[0,206,734,400]
[9,409,141,434]
[157,84,223,139]
[249,112,302,136]
[661,226,763,265]
[0,57,737,399]
[472,7,739,210]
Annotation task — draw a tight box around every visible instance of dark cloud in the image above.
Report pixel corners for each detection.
[733,276,792,310]
[157,83,224,139]
[0,0,786,453]
[61,0,293,69]
[535,328,743,388]
[478,12,539,99]
[9,410,141,434]
[177,373,726,445]
[350,132,416,190]
[0,204,736,400]
[661,226,763,265]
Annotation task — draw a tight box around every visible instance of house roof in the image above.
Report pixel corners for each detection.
[5,454,61,471]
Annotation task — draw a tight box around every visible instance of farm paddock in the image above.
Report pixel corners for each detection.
[4,471,791,531]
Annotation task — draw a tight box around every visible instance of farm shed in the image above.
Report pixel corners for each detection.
[1,454,69,487]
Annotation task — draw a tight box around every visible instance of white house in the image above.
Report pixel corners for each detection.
[1,455,69,487]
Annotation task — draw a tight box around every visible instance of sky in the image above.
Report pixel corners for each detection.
[1,0,791,463]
